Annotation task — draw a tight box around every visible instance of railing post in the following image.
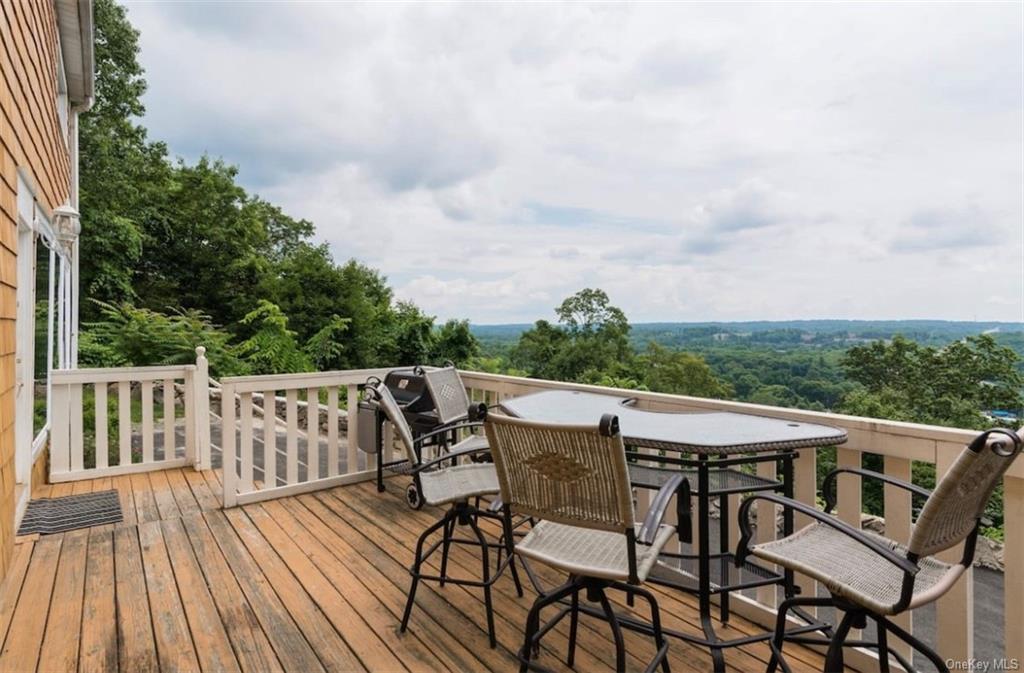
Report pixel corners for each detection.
[193,346,211,470]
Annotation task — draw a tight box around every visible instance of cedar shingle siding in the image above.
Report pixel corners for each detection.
[0,0,72,581]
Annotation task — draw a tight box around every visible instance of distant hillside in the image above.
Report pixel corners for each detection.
[472,320,1024,355]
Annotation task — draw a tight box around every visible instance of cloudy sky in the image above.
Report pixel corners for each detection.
[125,1,1022,324]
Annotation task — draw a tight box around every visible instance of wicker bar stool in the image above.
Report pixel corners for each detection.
[736,427,1023,673]
[483,409,687,673]
[365,381,523,647]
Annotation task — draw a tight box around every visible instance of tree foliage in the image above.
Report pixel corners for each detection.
[840,334,1023,429]
[79,301,244,376]
[509,289,729,397]
[77,0,479,374]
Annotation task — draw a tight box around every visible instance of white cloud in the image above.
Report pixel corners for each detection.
[125,1,1024,323]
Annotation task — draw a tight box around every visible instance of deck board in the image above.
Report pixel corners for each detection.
[0,535,62,671]
[37,529,88,673]
[3,468,835,673]
[113,525,158,673]
[79,527,118,672]
[137,520,201,672]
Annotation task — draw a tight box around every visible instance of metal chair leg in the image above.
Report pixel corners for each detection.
[824,610,858,673]
[630,584,671,673]
[597,587,626,673]
[874,617,891,673]
[401,511,451,633]
[880,615,951,673]
[567,591,579,668]
[439,517,454,587]
[468,515,496,648]
[521,580,579,672]
[501,507,524,597]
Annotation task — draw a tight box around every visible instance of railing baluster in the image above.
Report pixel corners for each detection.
[69,383,84,471]
[163,378,174,460]
[263,390,276,489]
[755,459,777,607]
[792,447,818,616]
[286,389,298,484]
[94,383,108,470]
[327,386,339,477]
[346,384,359,477]
[141,380,154,463]
[239,392,253,492]
[1005,474,1024,664]
[50,382,70,475]
[836,448,862,638]
[307,387,319,481]
[118,381,131,465]
[935,443,973,664]
[883,454,914,658]
[184,369,195,463]
[221,382,237,508]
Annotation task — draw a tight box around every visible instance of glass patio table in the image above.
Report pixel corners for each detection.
[500,389,848,672]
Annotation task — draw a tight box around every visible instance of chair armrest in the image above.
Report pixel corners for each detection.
[638,474,688,545]
[823,467,931,514]
[412,421,485,447]
[735,493,920,576]
[410,445,491,475]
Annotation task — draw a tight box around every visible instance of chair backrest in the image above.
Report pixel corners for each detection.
[423,365,471,426]
[908,428,1023,558]
[483,411,635,533]
[366,379,417,459]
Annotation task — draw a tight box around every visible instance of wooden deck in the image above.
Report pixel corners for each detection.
[0,470,833,672]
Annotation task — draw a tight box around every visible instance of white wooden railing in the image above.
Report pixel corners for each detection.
[49,358,1016,670]
[457,370,1023,673]
[49,347,212,481]
[218,367,393,507]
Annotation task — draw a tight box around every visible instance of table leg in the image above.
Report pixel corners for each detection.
[719,488,730,624]
[782,451,795,596]
[697,455,726,672]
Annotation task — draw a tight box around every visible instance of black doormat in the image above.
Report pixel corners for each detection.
[18,490,123,535]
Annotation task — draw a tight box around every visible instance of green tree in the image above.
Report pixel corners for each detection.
[509,319,571,379]
[840,334,1023,429]
[235,301,311,375]
[431,319,480,366]
[639,343,732,398]
[381,302,436,366]
[78,301,245,376]
[78,0,170,311]
[304,315,351,371]
[512,289,635,382]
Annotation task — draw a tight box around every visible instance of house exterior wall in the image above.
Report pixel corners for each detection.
[0,0,72,580]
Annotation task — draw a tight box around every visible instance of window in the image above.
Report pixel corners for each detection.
[33,236,54,439]
[56,42,69,146]
[15,172,70,483]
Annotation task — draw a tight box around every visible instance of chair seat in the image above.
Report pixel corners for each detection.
[452,434,488,453]
[750,521,962,615]
[420,463,499,506]
[516,520,676,582]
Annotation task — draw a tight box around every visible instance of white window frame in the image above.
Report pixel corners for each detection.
[14,172,71,486]
[56,40,69,147]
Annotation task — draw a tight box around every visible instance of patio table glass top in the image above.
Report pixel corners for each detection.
[499,390,848,455]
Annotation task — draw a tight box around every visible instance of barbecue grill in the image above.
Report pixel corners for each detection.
[359,365,473,497]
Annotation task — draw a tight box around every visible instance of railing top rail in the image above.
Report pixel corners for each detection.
[458,369,997,464]
[52,364,196,384]
[219,366,396,393]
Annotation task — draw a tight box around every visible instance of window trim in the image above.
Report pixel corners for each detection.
[14,171,69,485]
